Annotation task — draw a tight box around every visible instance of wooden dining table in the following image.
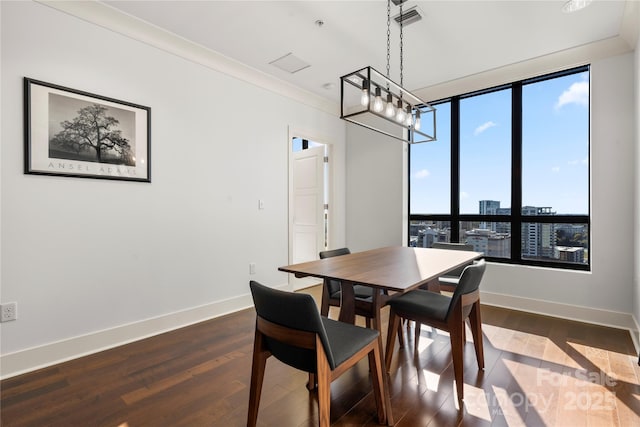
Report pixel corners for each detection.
[279,246,482,426]
[278,245,484,328]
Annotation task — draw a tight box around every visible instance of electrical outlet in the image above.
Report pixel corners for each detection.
[249,263,256,275]
[1,302,17,322]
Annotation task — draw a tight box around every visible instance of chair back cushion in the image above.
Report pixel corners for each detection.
[249,281,336,370]
[319,248,351,295]
[432,242,474,251]
[319,247,351,259]
[432,242,475,278]
[446,259,486,319]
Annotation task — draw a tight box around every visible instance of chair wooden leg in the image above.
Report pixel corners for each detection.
[316,347,332,427]
[449,319,465,403]
[397,320,405,348]
[248,330,269,427]
[414,322,422,351]
[468,301,484,370]
[385,310,401,371]
[307,373,317,390]
[371,307,382,332]
[368,344,388,425]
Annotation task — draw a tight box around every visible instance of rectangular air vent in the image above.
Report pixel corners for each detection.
[269,53,310,74]
[393,6,422,26]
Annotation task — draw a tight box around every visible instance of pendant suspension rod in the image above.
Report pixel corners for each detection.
[386,0,391,80]
[399,3,404,91]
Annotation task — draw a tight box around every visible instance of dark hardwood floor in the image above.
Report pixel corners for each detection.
[2,285,639,426]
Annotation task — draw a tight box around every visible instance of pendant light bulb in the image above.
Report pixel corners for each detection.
[385,93,395,117]
[415,110,421,130]
[395,100,405,123]
[360,79,370,107]
[373,87,384,113]
[405,106,413,127]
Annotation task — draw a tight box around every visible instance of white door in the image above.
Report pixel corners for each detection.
[290,144,325,290]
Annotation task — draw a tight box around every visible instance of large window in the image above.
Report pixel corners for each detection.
[409,66,590,270]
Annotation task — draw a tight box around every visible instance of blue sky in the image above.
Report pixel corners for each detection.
[410,71,589,216]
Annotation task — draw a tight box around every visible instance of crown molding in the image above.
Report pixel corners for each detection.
[415,35,633,102]
[36,0,339,116]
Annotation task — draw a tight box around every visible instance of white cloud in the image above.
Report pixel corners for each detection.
[555,81,589,110]
[414,169,430,179]
[474,121,497,136]
[568,157,589,166]
[552,166,560,173]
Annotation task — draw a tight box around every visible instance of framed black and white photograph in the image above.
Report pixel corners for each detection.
[24,78,151,182]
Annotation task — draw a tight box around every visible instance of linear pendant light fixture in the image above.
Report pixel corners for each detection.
[340,0,436,144]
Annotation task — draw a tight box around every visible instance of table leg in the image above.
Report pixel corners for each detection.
[424,278,441,293]
[338,281,356,324]
[371,290,383,333]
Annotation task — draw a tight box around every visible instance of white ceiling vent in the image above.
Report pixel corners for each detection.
[392,6,423,27]
[269,53,310,74]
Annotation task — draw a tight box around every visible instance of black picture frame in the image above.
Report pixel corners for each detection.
[24,77,151,182]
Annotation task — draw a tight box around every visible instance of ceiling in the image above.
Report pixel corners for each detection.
[102,0,637,104]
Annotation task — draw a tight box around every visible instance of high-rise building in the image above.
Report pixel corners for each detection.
[479,200,501,215]
[521,206,556,259]
[555,246,585,263]
[465,228,511,258]
[477,201,571,261]
[479,200,501,231]
[409,221,450,247]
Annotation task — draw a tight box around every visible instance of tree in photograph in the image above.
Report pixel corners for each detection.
[50,104,134,165]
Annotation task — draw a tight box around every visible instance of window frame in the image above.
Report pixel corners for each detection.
[408,65,590,271]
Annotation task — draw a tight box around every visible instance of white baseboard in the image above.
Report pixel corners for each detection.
[481,291,639,346]
[0,287,276,380]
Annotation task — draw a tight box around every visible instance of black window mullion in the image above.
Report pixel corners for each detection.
[511,83,523,261]
[450,97,460,242]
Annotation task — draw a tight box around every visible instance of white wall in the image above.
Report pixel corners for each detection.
[350,53,637,329]
[0,1,346,377]
[345,123,404,252]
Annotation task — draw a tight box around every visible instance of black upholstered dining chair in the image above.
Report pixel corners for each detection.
[247,280,391,427]
[430,242,476,292]
[319,248,391,329]
[385,259,486,403]
[411,242,478,341]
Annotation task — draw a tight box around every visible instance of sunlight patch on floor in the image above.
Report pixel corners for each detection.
[416,368,441,392]
[415,336,435,353]
[484,324,569,366]
[463,384,492,421]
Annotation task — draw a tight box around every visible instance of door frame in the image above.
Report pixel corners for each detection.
[287,126,333,290]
